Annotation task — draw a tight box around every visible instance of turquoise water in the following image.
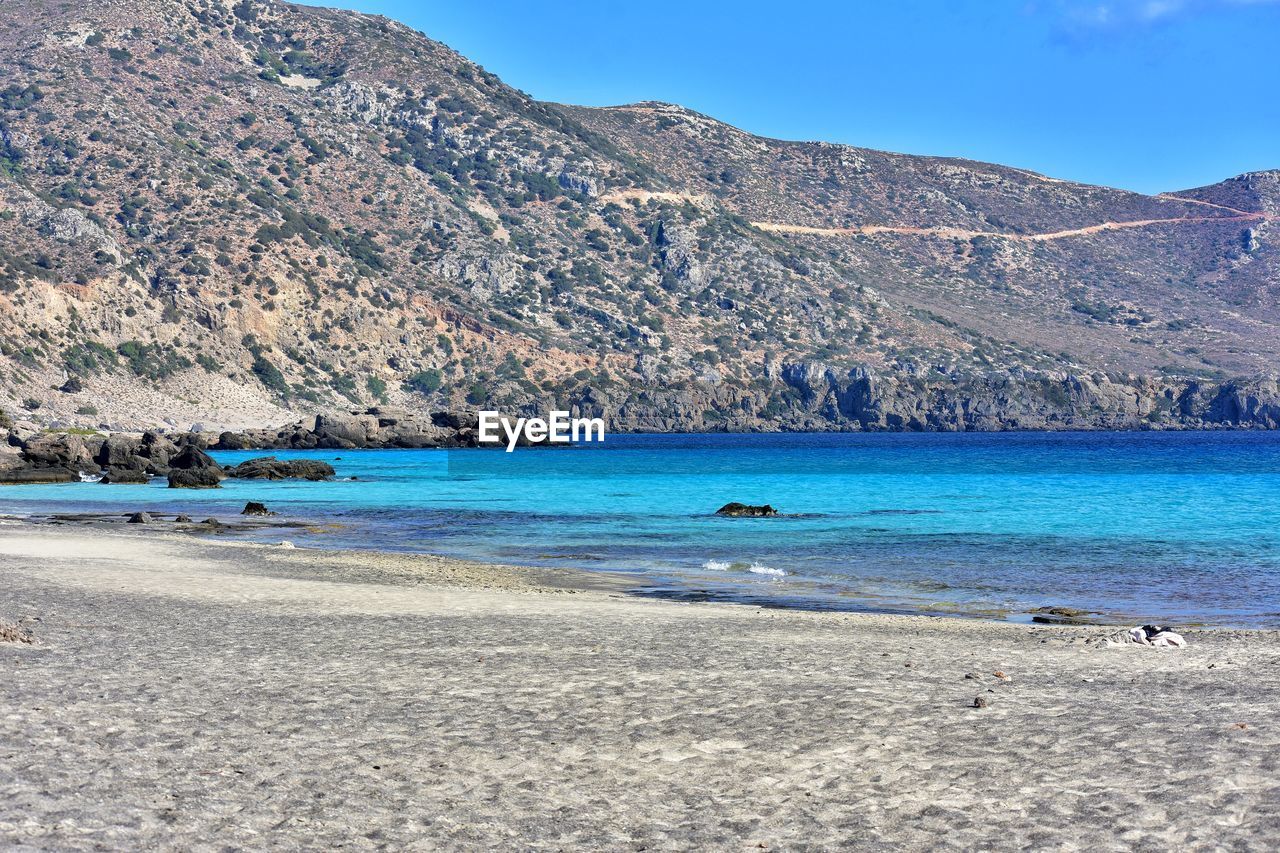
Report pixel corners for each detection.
[3,431,1280,626]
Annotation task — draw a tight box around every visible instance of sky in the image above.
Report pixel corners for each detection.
[311,0,1280,194]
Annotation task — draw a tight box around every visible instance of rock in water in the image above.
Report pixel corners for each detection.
[168,469,223,489]
[228,457,335,481]
[715,502,779,518]
[127,512,151,524]
[174,514,193,523]
[241,501,273,516]
[101,467,149,485]
[0,466,77,484]
[168,444,224,475]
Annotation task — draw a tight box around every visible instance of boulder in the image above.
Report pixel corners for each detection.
[314,412,375,447]
[101,467,150,485]
[96,434,142,468]
[241,501,273,516]
[174,514,193,523]
[168,443,222,472]
[20,433,97,472]
[127,512,151,524]
[715,502,779,518]
[168,468,223,489]
[140,432,179,467]
[213,431,254,450]
[228,457,335,481]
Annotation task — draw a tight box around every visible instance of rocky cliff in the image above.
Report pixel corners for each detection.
[0,0,1276,432]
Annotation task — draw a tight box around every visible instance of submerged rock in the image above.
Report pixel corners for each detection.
[715,502,779,518]
[1030,606,1100,626]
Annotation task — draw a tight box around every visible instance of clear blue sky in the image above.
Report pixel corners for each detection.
[313,0,1279,194]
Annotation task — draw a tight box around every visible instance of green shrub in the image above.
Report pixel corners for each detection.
[404,368,442,394]
[116,340,191,380]
[250,353,288,396]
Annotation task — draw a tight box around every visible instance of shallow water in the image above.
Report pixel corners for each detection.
[3,431,1280,625]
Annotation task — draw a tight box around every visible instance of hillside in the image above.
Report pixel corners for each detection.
[0,0,1277,432]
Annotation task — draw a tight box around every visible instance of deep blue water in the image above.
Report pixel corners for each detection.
[3,431,1280,626]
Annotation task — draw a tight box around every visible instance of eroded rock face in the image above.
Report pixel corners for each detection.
[0,465,76,484]
[20,433,99,471]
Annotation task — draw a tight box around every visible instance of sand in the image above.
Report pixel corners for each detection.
[1,524,1278,849]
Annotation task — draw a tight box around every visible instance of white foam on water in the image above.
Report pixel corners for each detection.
[748,563,786,577]
[78,472,102,483]
[702,560,731,571]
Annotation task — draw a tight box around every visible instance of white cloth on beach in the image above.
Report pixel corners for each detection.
[1127,627,1186,647]
[1102,625,1188,648]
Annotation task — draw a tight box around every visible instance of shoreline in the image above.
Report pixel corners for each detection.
[0,508,1272,629]
[2,524,1278,846]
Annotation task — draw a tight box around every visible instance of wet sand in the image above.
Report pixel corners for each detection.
[1,524,1278,849]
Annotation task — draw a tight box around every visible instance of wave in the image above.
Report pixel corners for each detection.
[748,563,786,577]
[702,559,731,571]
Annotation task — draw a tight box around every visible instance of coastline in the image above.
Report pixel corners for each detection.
[2,525,1278,847]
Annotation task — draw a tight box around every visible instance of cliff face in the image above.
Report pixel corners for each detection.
[0,0,1276,432]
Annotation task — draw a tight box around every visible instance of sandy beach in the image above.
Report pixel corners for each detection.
[2,523,1278,849]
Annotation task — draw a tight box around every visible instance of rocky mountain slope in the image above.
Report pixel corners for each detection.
[0,0,1276,432]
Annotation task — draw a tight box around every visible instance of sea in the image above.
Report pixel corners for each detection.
[3,431,1279,626]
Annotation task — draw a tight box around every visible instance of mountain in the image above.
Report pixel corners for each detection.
[0,0,1277,432]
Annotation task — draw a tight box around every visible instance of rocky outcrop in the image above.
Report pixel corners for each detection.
[228,457,335,481]
[0,407,491,486]
[563,367,1280,433]
[166,445,226,489]
[214,407,481,450]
